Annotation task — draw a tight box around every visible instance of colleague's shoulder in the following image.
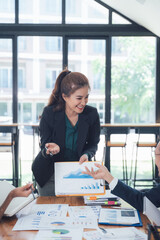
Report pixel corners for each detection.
[41,106,63,121]
[42,105,60,116]
[43,105,54,113]
[83,105,99,124]
[84,105,98,115]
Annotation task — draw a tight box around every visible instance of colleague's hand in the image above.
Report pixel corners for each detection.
[155,141,160,155]
[45,143,60,156]
[79,154,88,165]
[10,183,34,198]
[155,141,160,176]
[82,163,114,184]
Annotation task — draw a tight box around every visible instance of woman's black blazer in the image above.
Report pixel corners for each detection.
[32,105,100,187]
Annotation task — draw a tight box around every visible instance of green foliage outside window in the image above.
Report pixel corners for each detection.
[112,37,155,123]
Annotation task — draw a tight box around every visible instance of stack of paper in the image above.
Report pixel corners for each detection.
[83,190,121,206]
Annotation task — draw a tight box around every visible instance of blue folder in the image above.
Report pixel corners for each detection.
[98,208,143,227]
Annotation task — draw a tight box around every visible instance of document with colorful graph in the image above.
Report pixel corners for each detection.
[35,228,83,240]
[55,161,105,196]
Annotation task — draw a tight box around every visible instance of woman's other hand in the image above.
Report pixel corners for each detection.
[45,143,60,156]
[155,141,160,155]
[79,154,88,165]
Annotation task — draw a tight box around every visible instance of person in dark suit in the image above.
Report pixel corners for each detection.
[83,142,160,212]
[0,183,33,220]
[32,68,100,196]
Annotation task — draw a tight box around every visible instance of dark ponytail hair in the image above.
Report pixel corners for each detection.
[47,68,90,111]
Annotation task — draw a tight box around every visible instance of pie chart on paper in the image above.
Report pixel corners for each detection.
[52,229,69,234]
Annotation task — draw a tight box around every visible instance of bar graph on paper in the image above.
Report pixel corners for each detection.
[55,162,105,196]
[81,182,100,190]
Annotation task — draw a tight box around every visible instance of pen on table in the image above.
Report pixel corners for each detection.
[88,201,120,205]
[105,201,119,205]
[45,146,53,156]
[87,196,118,201]
[98,227,107,234]
[112,207,133,210]
[30,186,36,200]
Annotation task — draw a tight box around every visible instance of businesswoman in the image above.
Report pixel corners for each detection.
[32,68,100,196]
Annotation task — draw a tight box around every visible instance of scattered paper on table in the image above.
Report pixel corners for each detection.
[68,205,101,219]
[83,227,147,240]
[13,204,69,231]
[35,228,83,240]
[13,216,98,231]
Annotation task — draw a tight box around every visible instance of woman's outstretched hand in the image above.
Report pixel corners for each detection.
[82,163,114,184]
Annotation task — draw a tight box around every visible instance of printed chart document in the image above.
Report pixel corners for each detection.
[13,204,69,231]
[38,216,98,230]
[143,196,160,225]
[13,216,98,230]
[35,228,83,240]
[55,161,105,196]
[83,227,147,240]
[0,180,38,217]
[98,208,142,226]
[68,205,101,219]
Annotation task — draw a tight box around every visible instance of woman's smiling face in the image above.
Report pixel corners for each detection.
[62,86,89,115]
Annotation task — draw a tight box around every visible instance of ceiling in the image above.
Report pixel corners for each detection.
[101,0,160,37]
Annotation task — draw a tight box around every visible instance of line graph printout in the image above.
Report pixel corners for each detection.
[55,162,105,196]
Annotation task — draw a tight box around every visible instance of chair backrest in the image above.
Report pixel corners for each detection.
[106,127,130,135]
[106,127,130,144]
[135,127,160,144]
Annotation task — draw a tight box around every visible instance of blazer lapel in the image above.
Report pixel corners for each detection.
[54,111,66,149]
[77,113,89,156]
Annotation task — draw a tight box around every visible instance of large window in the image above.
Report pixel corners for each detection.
[68,39,105,123]
[0,0,15,23]
[19,0,62,23]
[0,38,12,123]
[46,69,61,89]
[111,37,156,123]
[18,36,63,124]
[66,0,109,24]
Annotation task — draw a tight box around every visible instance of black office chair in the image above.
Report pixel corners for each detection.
[0,133,15,185]
[106,127,130,184]
[131,127,160,188]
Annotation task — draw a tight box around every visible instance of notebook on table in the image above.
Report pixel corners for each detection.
[0,180,38,217]
[143,196,160,225]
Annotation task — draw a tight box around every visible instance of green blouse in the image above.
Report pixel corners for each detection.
[64,115,79,161]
